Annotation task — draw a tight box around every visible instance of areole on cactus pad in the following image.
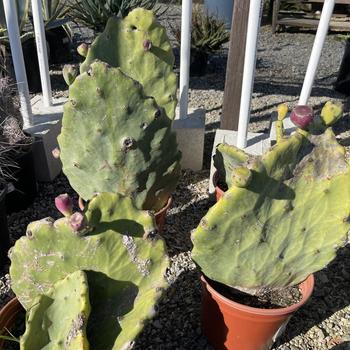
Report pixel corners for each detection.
[193,102,350,294]
[58,61,181,211]
[9,192,169,349]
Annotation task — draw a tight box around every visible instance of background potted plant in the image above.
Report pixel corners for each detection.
[1,192,169,348]
[58,8,181,230]
[0,77,37,214]
[334,33,350,96]
[69,0,161,33]
[191,101,350,350]
[172,4,230,76]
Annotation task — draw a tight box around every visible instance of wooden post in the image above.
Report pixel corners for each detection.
[220,0,250,131]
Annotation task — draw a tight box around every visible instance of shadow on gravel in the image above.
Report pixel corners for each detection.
[274,246,350,347]
[161,170,213,257]
[134,269,214,350]
[331,342,350,350]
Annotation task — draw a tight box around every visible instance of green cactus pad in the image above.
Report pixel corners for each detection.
[20,270,90,350]
[193,127,350,291]
[10,193,169,350]
[80,8,177,120]
[58,61,180,211]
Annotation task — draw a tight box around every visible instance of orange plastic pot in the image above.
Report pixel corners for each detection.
[0,298,24,347]
[213,171,225,202]
[78,196,172,233]
[201,275,314,350]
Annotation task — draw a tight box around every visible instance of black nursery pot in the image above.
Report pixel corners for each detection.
[0,188,10,266]
[22,38,42,93]
[335,39,350,96]
[190,49,209,76]
[46,26,72,64]
[5,145,38,214]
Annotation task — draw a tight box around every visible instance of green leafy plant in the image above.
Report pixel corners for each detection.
[69,0,160,32]
[10,192,169,349]
[193,102,350,296]
[172,5,230,55]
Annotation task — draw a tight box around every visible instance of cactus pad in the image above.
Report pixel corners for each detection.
[193,125,350,292]
[80,8,177,120]
[58,61,181,211]
[10,193,169,349]
[20,270,90,350]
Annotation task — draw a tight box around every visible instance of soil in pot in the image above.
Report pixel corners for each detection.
[208,277,302,309]
[5,145,38,214]
[0,188,10,266]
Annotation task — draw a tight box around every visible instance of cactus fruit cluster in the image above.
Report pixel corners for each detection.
[193,102,350,294]
[59,8,180,212]
[10,192,169,349]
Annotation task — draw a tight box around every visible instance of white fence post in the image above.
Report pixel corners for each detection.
[299,0,335,105]
[3,0,33,129]
[31,0,52,107]
[237,0,263,149]
[179,0,192,120]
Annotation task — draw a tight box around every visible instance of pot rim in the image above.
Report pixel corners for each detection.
[201,274,314,316]
[155,196,173,218]
[79,196,173,214]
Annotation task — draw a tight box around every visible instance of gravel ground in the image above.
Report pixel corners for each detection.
[1,6,350,350]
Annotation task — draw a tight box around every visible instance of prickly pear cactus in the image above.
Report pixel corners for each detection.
[193,103,350,293]
[79,8,177,120]
[57,61,181,211]
[10,193,169,350]
[20,271,90,350]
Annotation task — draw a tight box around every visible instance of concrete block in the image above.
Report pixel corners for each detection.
[209,129,270,194]
[172,108,206,171]
[26,95,66,182]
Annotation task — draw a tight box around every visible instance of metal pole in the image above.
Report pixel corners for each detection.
[237,0,263,149]
[3,0,33,129]
[179,0,192,120]
[32,0,52,107]
[299,0,335,105]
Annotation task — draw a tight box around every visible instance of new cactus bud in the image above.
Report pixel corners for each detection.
[69,212,86,232]
[231,166,252,188]
[63,64,78,86]
[77,43,89,57]
[143,39,152,51]
[290,105,314,130]
[320,101,343,126]
[55,194,73,217]
[277,103,288,121]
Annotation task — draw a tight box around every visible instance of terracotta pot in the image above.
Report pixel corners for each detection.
[78,196,172,233]
[201,274,315,350]
[213,171,225,202]
[0,298,24,348]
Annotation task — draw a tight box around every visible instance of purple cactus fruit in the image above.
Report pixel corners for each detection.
[143,40,152,51]
[290,105,314,130]
[69,212,86,232]
[55,194,73,217]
